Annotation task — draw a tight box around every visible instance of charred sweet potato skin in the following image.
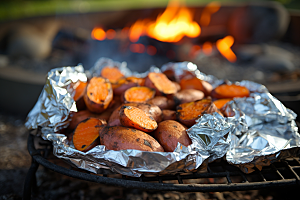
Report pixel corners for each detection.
[108,103,162,126]
[153,120,191,152]
[119,105,158,132]
[173,89,205,105]
[176,99,221,127]
[147,96,175,110]
[84,77,113,113]
[73,117,107,152]
[100,126,164,152]
[162,110,177,121]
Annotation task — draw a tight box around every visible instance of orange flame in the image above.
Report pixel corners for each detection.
[147,0,201,42]
[129,19,150,42]
[91,27,106,41]
[216,35,237,62]
[200,2,221,26]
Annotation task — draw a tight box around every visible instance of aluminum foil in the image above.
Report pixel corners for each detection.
[25,58,300,176]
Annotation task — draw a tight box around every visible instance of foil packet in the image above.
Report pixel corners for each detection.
[25,58,300,176]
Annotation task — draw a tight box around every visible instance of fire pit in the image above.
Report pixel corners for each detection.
[24,130,300,200]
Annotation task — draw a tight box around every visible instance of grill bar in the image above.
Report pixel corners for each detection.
[24,133,300,199]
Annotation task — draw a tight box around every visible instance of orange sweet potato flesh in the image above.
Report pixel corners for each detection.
[84,77,113,113]
[100,126,164,152]
[108,103,162,126]
[153,120,191,152]
[73,118,106,152]
[213,98,232,109]
[119,105,157,132]
[180,77,212,96]
[100,66,124,83]
[177,99,221,127]
[144,72,178,95]
[211,84,250,99]
[67,81,87,110]
[123,86,155,103]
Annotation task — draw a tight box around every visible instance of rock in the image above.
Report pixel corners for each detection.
[7,20,60,60]
[254,55,295,72]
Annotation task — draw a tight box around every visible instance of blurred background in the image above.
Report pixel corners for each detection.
[0,1,300,199]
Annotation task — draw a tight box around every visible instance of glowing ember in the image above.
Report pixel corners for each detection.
[147,0,200,42]
[106,29,116,40]
[216,35,237,62]
[91,27,106,41]
[202,41,213,55]
[130,43,146,53]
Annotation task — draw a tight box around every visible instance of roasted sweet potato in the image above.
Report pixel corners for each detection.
[119,105,157,132]
[176,99,221,127]
[73,118,106,152]
[213,98,232,109]
[144,72,178,95]
[84,77,113,113]
[211,84,250,99]
[112,79,138,96]
[162,69,195,82]
[100,126,164,152]
[100,66,124,83]
[180,77,213,96]
[147,96,175,110]
[67,81,87,110]
[123,86,155,103]
[173,89,205,105]
[153,120,191,152]
[108,103,162,126]
[162,110,177,121]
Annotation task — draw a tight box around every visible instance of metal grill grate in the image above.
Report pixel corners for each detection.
[24,132,300,199]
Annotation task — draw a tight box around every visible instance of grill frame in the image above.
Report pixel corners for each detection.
[23,132,300,200]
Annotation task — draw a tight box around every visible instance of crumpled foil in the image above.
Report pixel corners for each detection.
[25,58,300,176]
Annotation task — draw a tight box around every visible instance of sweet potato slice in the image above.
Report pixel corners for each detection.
[123,86,155,103]
[148,96,175,110]
[180,77,212,96]
[119,105,157,132]
[213,98,232,109]
[153,120,191,152]
[100,66,124,83]
[177,99,220,127]
[144,72,178,95]
[84,77,113,113]
[211,84,250,99]
[100,126,164,152]
[73,118,106,152]
[108,103,162,126]
[173,89,205,105]
[67,81,87,110]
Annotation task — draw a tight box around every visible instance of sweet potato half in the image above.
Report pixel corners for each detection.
[211,84,250,99]
[73,118,106,152]
[119,105,158,132]
[144,72,178,95]
[180,77,212,96]
[84,77,113,113]
[100,66,124,83]
[108,103,162,126]
[147,96,175,110]
[176,98,220,127]
[153,120,191,152]
[123,86,155,103]
[173,89,205,105]
[100,126,164,152]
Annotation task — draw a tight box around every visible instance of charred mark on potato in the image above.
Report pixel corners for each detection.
[144,139,152,149]
[81,145,86,148]
[136,138,140,142]
[173,125,177,128]
[112,142,119,149]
